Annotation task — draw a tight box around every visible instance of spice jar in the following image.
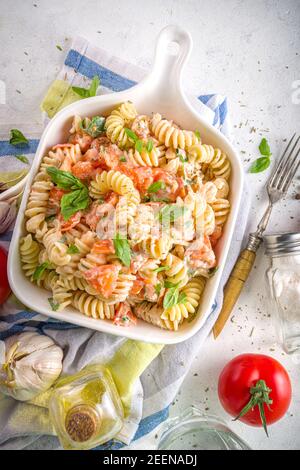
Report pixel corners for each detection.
[264,232,300,354]
[48,364,124,450]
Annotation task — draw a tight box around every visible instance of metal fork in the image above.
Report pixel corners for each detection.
[213,134,300,338]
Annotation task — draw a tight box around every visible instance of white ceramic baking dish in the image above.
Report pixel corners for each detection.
[8,25,244,344]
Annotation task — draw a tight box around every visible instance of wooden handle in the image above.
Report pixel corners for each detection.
[213,249,256,339]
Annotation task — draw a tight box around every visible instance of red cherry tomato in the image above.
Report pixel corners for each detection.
[218,354,292,435]
[0,246,11,304]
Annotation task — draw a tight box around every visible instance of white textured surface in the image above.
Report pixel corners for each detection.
[0,0,299,451]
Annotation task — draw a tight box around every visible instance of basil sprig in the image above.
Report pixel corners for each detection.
[9,129,29,146]
[80,116,106,137]
[124,128,154,154]
[72,75,100,98]
[46,167,89,220]
[67,244,80,254]
[163,283,187,310]
[113,233,131,267]
[249,138,272,174]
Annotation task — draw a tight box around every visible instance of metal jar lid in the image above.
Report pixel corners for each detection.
[263,232,300,256]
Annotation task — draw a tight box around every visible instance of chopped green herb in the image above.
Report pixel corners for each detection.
[119,156,127,162]
[194,130,201,140]
[33,262,50,281]
[45,215,55,222]
[163,287,179,309]
[48,297,60,311]
[80,116,105,137]
[72,75,100,98]
[9,129,29,146]
[14,154,29,164]
[67,244,80,254]
[56,45,63,51]
[159,205,188,225]
[124,128,138,143]
[148,180,166,193]
[176,149,188,163]
[113,233,131,267]
[164,280,181,289]
[146,139,154,153]
[208,266,219,276]
[153,265,170,273]
[155,283,162,295]
[135,139,144,153]
[177,292,187,305]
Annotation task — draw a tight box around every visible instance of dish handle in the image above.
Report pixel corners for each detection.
[143,25,193,102]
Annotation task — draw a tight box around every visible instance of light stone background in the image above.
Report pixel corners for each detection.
[0,0,299,451]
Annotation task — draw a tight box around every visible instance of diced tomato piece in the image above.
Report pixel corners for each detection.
[129,167,154,193]
[59,211,82,232]
[83,148,108,170]
[129,279,145,295]
[69,134,93,152]
[103,144,123,169]
[49,187,66,203]
[72,161,94,179]
[84,265,119,298]
[113,302,137,327]
[210,226,222,248]
[91,240,115,255]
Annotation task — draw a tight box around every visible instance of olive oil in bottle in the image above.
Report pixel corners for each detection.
[49,365,124,450]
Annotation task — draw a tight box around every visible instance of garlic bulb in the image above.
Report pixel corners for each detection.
[0,332,63,401]
[0,201,17,234]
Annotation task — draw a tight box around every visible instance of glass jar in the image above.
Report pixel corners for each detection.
[264,232,300,354]
[157,405,251,450]
[48,364,124,450]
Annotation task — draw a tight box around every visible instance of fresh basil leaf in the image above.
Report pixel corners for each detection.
[177,292,187,304]
[135,139,144,153]
[67,244,80,254]
[48,297,60,311]
[113,233,131,267]
[146,139,154,153]
[88,76,100,97]
[249,156,271,174]
[163,287,179,309]
[119,156,127,162]
[194,130,201,140]
[148,180,166,193]
[153,265,170,273]
[259,138,272,157]
[72,75,100,98]
[33,262,50,281]
[61,187,89,220]
[124,128,138,143]
[9,129,29,146]
[14,154,29,164]
[71,86,90,98]
[81,116,106,137]
[46,167,83,190]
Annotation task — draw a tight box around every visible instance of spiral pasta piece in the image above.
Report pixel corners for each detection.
[90,170,135,199]
[136,235,173,260]
[134,302,172,330]
[57,231,96,277]
[161,277,206,330]
[126,147,160,167]
[210,198,230,226]
[25,171,53,238]
[72,291,116,320]
[96,271,136,304]
[105,102,137,148]
[42,221,71,267]
[20,234,41,281]
[188,144,231,180]
[151,113,199,150]
[163,253,189,288]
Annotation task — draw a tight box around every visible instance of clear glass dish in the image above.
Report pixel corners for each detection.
[158,405,251,450]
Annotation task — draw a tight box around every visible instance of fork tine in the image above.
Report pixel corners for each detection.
[268,133,297,187]
[282,150,300,193]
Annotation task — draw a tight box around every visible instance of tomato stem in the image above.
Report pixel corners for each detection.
[233,379,273,437]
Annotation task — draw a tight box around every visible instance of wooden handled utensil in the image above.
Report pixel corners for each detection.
[213,133,300,338]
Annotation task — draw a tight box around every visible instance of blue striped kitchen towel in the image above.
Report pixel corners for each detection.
[0,36,249,450]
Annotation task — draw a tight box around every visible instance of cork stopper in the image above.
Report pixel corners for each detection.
[65,405,100,443]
